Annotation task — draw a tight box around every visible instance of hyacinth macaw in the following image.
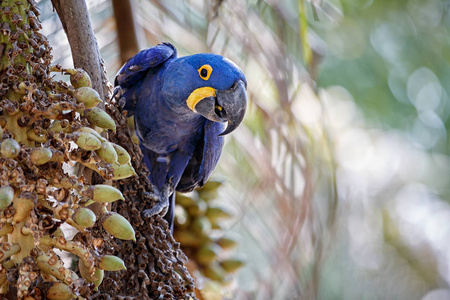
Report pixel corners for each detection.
[114,43,247,230]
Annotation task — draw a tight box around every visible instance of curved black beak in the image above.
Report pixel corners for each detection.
[216,80,247,135]
[193,80,247,135]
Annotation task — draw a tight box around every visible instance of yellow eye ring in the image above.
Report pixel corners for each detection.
[198,64,213,80]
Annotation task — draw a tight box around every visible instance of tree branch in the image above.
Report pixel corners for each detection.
[112,0,140,64]
[51,0,109,99]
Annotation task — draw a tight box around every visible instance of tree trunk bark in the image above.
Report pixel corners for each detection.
[51,0,110,99]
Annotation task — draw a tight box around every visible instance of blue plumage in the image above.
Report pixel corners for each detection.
[114,43,247,229]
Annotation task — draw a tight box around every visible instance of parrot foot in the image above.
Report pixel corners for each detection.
[142,198,169,218]
[112,86,123,102]
[111,86,128,111]
[142,181,174,219]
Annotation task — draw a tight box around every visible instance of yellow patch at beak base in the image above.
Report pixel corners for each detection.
[186,87,216,111]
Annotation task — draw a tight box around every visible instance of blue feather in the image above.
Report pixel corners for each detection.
[114,43,246,229]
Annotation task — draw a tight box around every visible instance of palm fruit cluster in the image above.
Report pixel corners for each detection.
[173,181,246,298]
[0,0,137,298]
[92,102,198,299]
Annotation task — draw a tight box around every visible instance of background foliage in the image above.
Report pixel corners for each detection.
[37,0,450,299]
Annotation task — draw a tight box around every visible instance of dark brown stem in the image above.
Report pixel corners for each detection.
[50,0,108,99]
[112,0,140,64]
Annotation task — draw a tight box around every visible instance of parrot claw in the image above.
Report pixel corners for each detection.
[142,181,174,219]
[142,198,169,218]
[111,86,127,110]
[112,86,123,101]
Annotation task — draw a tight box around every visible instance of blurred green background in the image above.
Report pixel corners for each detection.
[37,0,450,299]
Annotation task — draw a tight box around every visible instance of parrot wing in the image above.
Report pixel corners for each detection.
[114,42,176,88]
[176,120,225,193]
[113,43,177,114]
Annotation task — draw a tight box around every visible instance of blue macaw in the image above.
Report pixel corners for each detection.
[114,43,247,230]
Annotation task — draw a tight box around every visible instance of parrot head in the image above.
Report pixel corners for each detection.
[161,53,247,135]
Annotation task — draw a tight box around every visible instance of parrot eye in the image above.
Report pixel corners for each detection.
[198,65,213,81]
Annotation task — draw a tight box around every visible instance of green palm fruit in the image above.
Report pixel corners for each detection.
[199,180,223,191]
[126,116,140,144]
[187,199,208,217]
[127,116,135,130]
[199,280,223,300]
[191,216,212,235]
[99,255,126,271]
[1,138,20,158]
[73,131,102,151]
[205,206,233,224]
[0,186,14,210]
[30,147,53,165]
[86,184,124,203]
[72,208,96,228]
[112,143,131,165]
[173,231,203,248]
[111,162,137,180]
[174,205,190,229]
[131,132,139,145]
[203,263,227,283]
[74,87,101,109]
[197,180,223,200]
[96,141,119,164]
[215,235,238,250]
[196,243,221,265]
[176,193,198,207]
[75,127,106,142]
[67,68,92,89]
[85,107,116,132]
[102,213,136,241]
[0,1,146,298]
[219,257,245,273]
